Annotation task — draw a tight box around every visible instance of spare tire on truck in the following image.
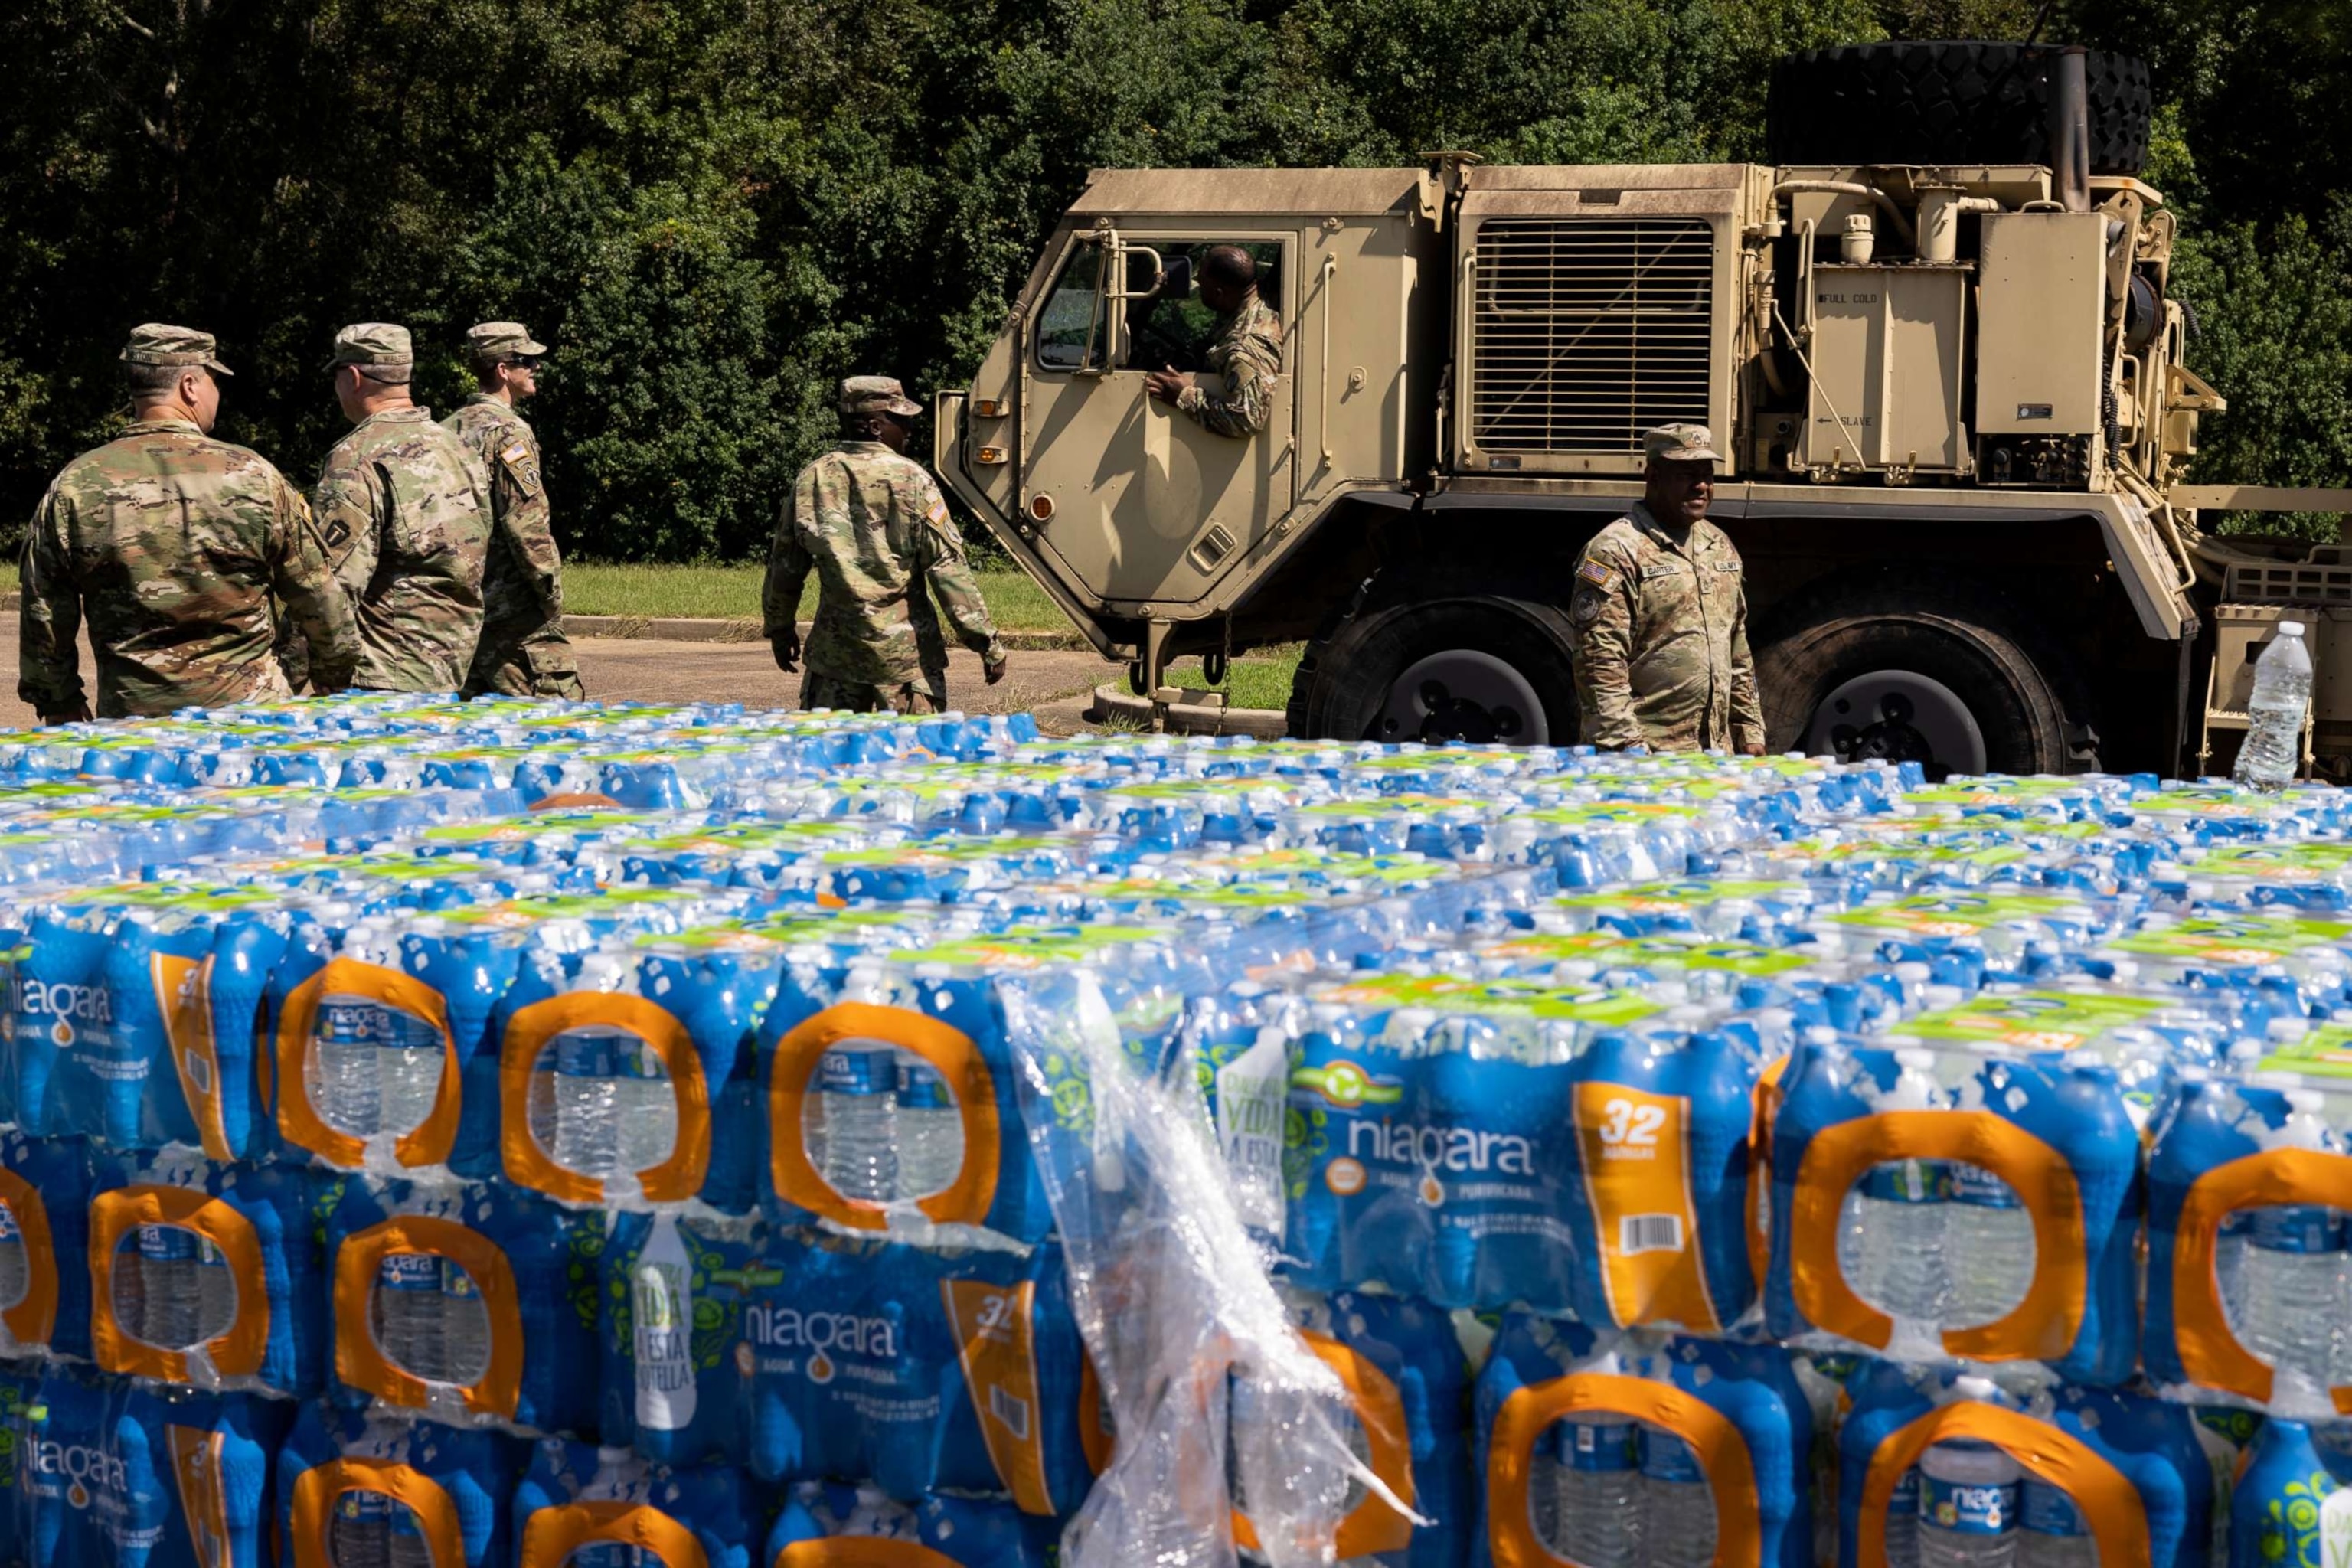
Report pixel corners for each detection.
[1766,41,2152,177]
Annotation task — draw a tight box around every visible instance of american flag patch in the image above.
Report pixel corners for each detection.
[1577,558,1618,591]
[500,441,529,464]
[926,499,949,527]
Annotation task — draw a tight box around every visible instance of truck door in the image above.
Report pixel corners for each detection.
[1018,226,1295,607]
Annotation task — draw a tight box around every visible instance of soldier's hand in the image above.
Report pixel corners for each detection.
[1740,742,1767,756]
[1145,367,1187,403]
[40,702,91,726]
[770,631,800,673]
[983,655,1008,687]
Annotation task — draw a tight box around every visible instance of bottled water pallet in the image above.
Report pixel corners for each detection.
[5,696,2352,1568]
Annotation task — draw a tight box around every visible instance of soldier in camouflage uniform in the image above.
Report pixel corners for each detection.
[1144,245,1282,437]
[444,322,583,699]
[763,375,1007,714]
[1568,424,1766,754]
[19,324,358,722]
[313,323,493,692]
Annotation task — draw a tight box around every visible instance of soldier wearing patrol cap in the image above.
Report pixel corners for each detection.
[1566,423,1766,755]
[444,322,582,700]
[18,324,358,721]
[312,322,493,693]
[761,374,1008,714]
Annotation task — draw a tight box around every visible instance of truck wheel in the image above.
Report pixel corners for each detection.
[1766,41,2152,177]
[1287,596,1579,745]
[1753,580,2095,779]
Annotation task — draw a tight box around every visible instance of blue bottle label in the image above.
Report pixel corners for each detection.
[443,1260,479,1301]
[1890,1469,1919,1519]
[1925,1475,2017,1534]
[2021,1481,2087,1537]
[897,1057,955,1111]
[1565,1419,1638,1474]
[2246,1205,2345,1253]
[1947,1163,2022,1209]
[1639,1431,1707,1485]
[819,1047,893,1098]
[379,1253,441,1293]
[554,1028,621,1079]
[1861,1159,1943,1204]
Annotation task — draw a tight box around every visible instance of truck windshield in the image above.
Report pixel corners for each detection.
[1035,237,1284,374]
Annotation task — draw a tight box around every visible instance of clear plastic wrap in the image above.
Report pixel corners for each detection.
[1001,969,1413,1568]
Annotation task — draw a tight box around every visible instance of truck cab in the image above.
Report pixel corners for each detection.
[936,126,2308,777]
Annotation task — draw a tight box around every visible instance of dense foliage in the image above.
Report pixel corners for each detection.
[2,0,2343,558]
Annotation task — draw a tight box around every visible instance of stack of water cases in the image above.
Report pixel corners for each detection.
[5,696,2352,1568]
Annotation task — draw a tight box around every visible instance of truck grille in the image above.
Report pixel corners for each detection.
[1470,218,1715,456]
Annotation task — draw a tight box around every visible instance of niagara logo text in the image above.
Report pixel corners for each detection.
[1346,1119,1532,1174]
[12,978,110,1025]
[743,1305,900,1360]
[34,1439,126,1500]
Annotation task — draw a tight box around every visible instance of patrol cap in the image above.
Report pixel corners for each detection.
[1642,423,1722,466]
[121,323,233,377]
[466,322,548,362]
[841,375,923,418]
[324,322,413,371]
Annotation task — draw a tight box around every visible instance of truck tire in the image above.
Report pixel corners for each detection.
[1753,576,2098,778]
[1287,596,1581,746]
[1766,41,2152,177]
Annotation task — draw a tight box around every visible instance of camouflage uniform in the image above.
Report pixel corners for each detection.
[445,320,580,700]
[763,377,1005,714]
[1175,293,1282,437]
[313,324,493,693]
[1568,426,1764,753]
[19,325,358,720]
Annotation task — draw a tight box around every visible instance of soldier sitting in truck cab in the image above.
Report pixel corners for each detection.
[1143,244,1282,437]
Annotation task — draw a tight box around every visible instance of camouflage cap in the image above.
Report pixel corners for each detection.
[324,322,413,371]
[121,323,233,377]
[466,322,548,362]
[1643,423,1722,465]
[841,375,923,418]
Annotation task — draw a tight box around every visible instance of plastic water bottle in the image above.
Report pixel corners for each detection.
[1945,1163,2035,1327]
[0,1200,26,1314]
[1886,1466,1922,1568]
[815,1042,897,1202]
[2018,1477,2093,1568]
[375,1252,441,1378]
[387,1498,433,1568]
[1839,1050,1948,1331]
[549,1025,624,1178]
[1639,1425,1715,1568]
[2236,1089,2344,1390]
[312,989,387,1137]
[895,1050,963,1199]
[2234,620,2311,792]
[609,1032,676,1182]
[440,1258,490,1386]
[1553,1416,1638,1568]
[137,1223,201,1348]
[1918,1437,2020,1568]
[841,1482,915,1539]
[329,1488,392,1568]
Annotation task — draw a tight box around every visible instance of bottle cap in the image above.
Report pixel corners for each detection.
[2280,621,2306,636]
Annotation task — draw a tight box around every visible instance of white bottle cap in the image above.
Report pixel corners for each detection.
[2280,621,2306,636]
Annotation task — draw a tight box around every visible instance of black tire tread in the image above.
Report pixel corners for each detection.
[1766,41,2151,178]
[1287,593,1582,744]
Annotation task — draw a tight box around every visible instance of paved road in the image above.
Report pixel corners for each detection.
[0,615,1111,733]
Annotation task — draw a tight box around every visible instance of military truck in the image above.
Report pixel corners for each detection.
[933,41,2352,776]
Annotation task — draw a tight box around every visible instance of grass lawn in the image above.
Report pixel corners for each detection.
[564,562,1073,632]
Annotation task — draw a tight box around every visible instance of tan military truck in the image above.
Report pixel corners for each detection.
[934,42,2352,776]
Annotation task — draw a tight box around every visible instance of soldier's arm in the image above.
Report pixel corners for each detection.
[1174,331,1279,437]
[1568,544,1645,750]
[18,488,88,721]
[911,477,1007,666]
[491,433,563,621]
[314,453,380,600]
[762,474,815,668]
[1728,570,1767,753]
[269,475,360,694]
